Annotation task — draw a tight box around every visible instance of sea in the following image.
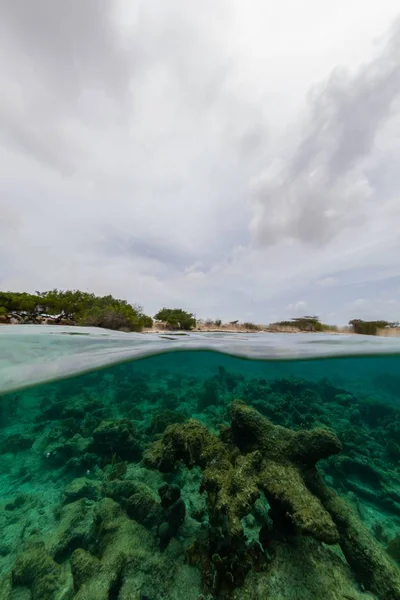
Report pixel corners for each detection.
[0,325,399,600]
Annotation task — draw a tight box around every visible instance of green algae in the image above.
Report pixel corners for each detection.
[0,349,400,599]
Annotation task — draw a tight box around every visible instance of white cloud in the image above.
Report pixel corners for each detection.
[1,1,400,323]
[285,302,308,313]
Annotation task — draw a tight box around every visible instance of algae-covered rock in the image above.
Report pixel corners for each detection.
[70,548,100,590]
[92,418,142,460]
[248,535,376,600]
[63,477,101,504]
[102,479,138,501]
[150,409,186,434]
[0,432,34,454]
[0,573,12,599]
[103,477,165,531]
[12,539,69,600]
[387,534,400,563]
[158,483,186,549]
[145,401,341,543]
[71,498,157,600]
[230,401,341,543]
[144,418,229,472]
[48,498,95,560]
[309,474,400,600]
[125,481,163,529]
[44,434,93,468]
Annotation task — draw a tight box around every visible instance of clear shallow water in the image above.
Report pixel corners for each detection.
[0,327,400,599]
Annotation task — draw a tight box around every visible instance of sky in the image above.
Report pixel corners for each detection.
[1,0,400,325]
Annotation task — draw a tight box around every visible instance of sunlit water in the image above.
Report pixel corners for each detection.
[0,326,399,599]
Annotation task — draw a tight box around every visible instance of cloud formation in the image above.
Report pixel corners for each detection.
[250,18,400,246]
[1,1,400,324]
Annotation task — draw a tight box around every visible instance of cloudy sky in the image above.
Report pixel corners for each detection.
[1,1,400,324]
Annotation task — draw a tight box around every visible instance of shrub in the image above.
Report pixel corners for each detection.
[349,319,392,335]
[215,319,222,327]
[78,307,142,332]
[271,316,323,332]
[154,308,196,331]
[243,322,261,331]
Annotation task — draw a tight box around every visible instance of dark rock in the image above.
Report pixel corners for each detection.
[44,434,92,467]
[103,479,138,501]
[92,419,142,460]
[63,477,101,504]
[0,543,11,556]
[159,483,181,508]
[12,539,68,600]
[125,483,163,529]
[150,410,186,434]
[157,483,186,550]
[0,432,34,454]
[5,494,27,511]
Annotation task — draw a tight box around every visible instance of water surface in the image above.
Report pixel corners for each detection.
[0,327,399,599]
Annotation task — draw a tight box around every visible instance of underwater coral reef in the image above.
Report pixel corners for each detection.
[0,352,399,599]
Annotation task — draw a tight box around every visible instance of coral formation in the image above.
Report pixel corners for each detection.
[12,538,68,600]
[125,482,164,530]
[149,409,186,434]
[145,401,341,543]
[387,533,400,563]
[309,476,400,600]
[70,498,156,600]
[158,483,186,549]
[92,419,142,461]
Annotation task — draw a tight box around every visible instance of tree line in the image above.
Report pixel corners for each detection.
[1,292,397,335]
[272,316,399,335]
[0,290,153,332]
[0,291,199,332]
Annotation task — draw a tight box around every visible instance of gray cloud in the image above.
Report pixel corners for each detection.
[250,18,400,246]
[0,0,129,97]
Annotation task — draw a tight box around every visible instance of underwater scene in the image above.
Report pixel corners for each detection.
[1,333,400,599]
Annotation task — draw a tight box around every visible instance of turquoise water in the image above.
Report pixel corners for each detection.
[0,329,400,599]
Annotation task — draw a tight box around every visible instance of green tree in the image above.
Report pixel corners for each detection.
[349,319,392,335]
[154,308,196,330]
[272,316,323,332]
[0,289,153,332]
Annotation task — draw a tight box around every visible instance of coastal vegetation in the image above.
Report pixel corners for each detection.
[348,319,398,335]
[270,315,336,332]
[154,307,196,331]
[0,290,153,332]
[1,290,400,336]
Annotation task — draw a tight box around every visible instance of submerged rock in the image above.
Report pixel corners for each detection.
[0,432,34,454]
[125,482,163,529]
[145,401,341,544]
[158,483,186,550]
[309,473,400,600]
[144,400,400,597]
[63,478,101,504]
[92,418,142,460]
[149,409,186,434]
[387,534,400,564]
[12,538,70,600]
[70,498,157,600]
